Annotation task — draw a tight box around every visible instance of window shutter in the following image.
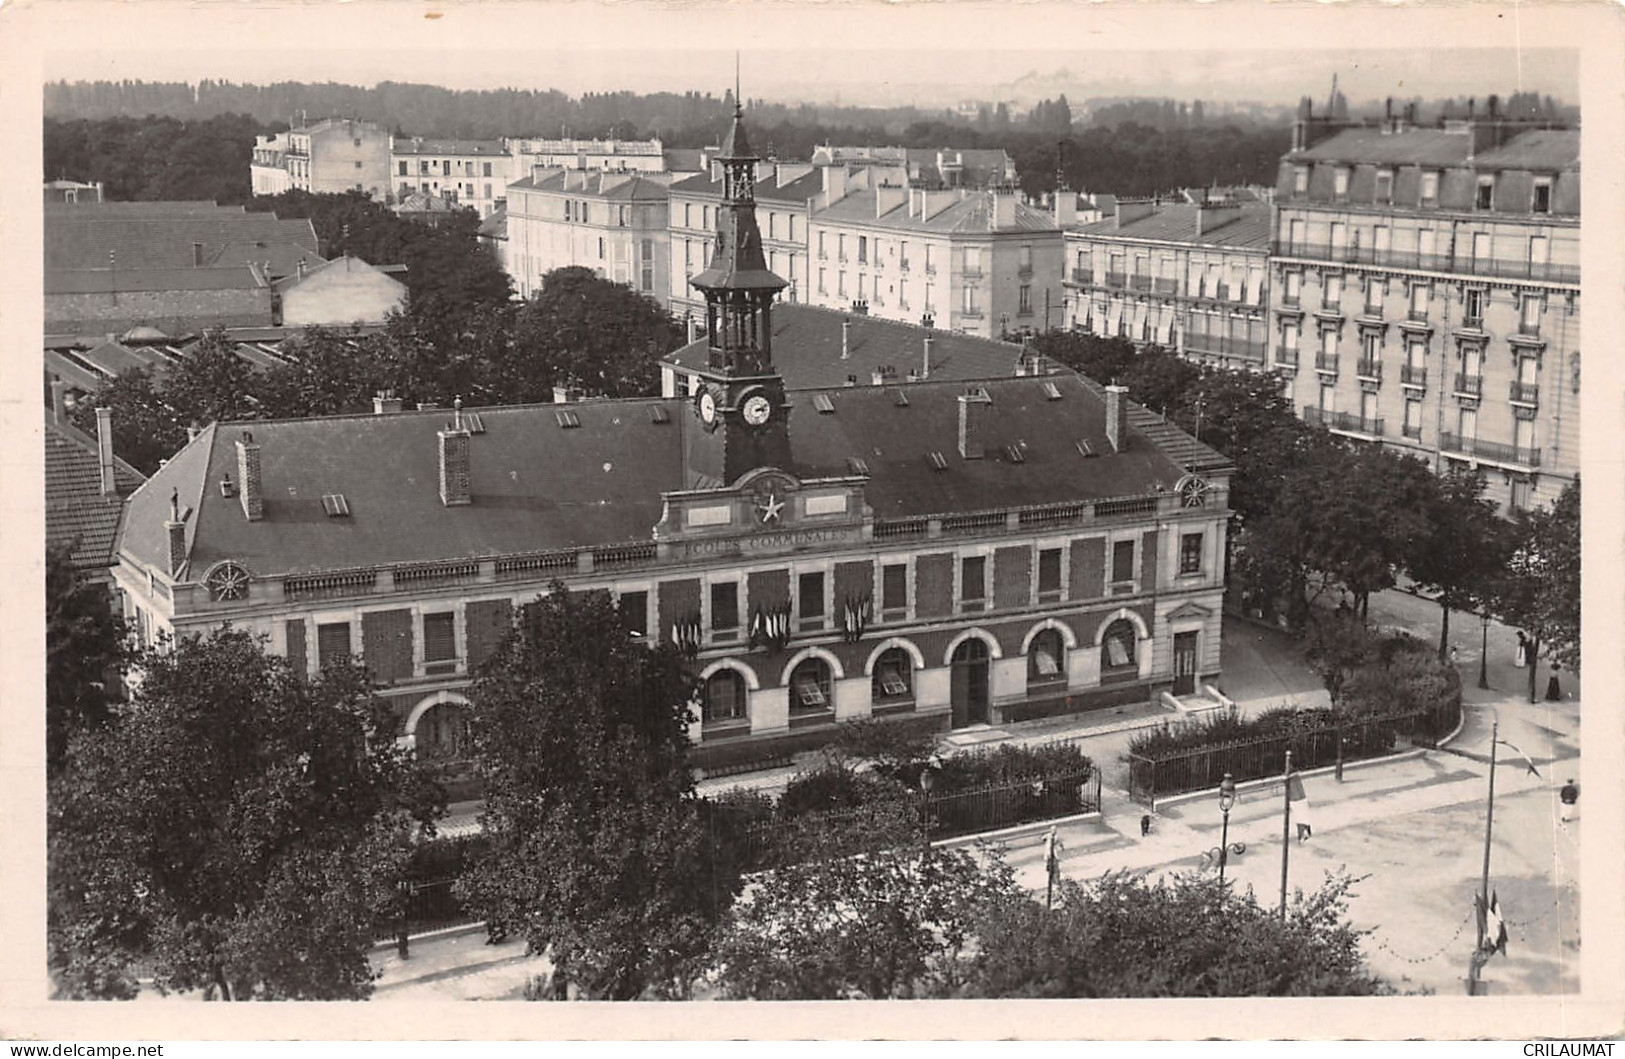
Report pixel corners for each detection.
[424,612,457,664]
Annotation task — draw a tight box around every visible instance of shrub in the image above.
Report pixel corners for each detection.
[778,763,913,819]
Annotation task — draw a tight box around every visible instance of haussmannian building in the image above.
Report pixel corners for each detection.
[1268,106,1579,512]
[504,169,673,305]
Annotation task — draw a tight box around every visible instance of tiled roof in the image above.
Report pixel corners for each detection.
[670,168,824,205]
[477,207,508,240]
[397,191,459,213]
[392,139,507,156]
[46,419,146,572]
[1073,203,1273,250]
[511,171,671,201]
[665,304,1025,390]
[121,373,1225,580]
[1295,127,1474,167]
[46,212,321,273]
[813,190,1058,234]
[44,200,234,216]
[271,255,405,293]
[46,266,266,294]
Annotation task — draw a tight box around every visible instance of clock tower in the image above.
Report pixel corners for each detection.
[685,102,793,488]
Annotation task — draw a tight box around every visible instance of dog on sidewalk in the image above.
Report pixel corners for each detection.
[1140,814,1153,837]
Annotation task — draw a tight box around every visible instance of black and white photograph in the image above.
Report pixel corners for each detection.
[2,0,1622,1044]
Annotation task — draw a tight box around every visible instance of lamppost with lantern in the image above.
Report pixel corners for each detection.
[1217,773,1237,884]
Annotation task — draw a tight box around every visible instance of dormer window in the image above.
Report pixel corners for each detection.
[1333,167,1350,199]
[1374,170,1394,203]
[1293,166,1309,195]
[1476,177,1495,210]
[1420,171,1439,208]
[1533,178,1553,214]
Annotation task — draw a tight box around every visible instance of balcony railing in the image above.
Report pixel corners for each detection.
[900,259,911,271]
[1315,354,1340,373]
[1018,264,1035,278]
[1322,410,1384,436]
[1130,275,1153,292]
[1271,241,1580,284]
[1154,277,1180,295]
[1406,308,1430,323]
[1517,320,1542,337]
[1274,348,1300,367]
[1104,270,1127,288]
[1440,432,1542,467]
[1069,268,1092,284]
[1183,336,1267,363]
[1282,292,1300,308]
[1509,381,1540,405]
[963,265,984,278]
[1401,422,1423,440]
[1453,373,1483,397]
[1356,357,1382,380]
[1400,365,1428,386]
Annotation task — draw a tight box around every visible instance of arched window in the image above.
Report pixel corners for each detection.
[871,647,914,706]
[415,702,470,761]
[1101,618,1139,682]
[703,669,747,725]
[789,657,833,715]
[1028,628,1066,688]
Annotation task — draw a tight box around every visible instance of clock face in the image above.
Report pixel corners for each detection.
[697,388,718,425]
[742,393,773,427]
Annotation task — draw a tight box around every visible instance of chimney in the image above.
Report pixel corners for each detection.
[165,489,187,578]
[192,242,205,268]
[1196,200,1243,236]
[871,368,886,386]
[875,183,907,217]
[991,188,1018,228]
[373,390,403,415]
[236,431,263,520]
[1467,97,1476,123]
[438,399,472,507]
[95,407,116,494]
[296,259,308,280]
[1115,199,1157,228]
[1104,384,1128,453]
[686,314,698,344]
[957,388,991,460]
[187,422,200,442]
[50,379,67,426]
[841,317,851,359]
[821,165,850,204]
[922,333,934,379]
[1053,189,1076,228]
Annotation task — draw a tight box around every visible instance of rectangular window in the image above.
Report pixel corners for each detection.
[1333,167,1350,197]
[484,162,493,177]
[798,571,826,628]
[1403,398,1422,438]
[1293,166,1309,193]
[839,233,847,260]
[1533,180,1552,214]
[423,612,457,664]
[818,268,827,295]
[882,563,908,618]
[1464,288,1485,325]
[787,215,796,241]
[1365,277,1384,313]
[1409,282,1429,317]
[1019,285,1032,314]
[1520,294,1543,332]
[858,235,867,263]
[1319,381,1336,414]
[711,581,739,637]
[1361,390,1378,426]
[1515,418,1536,460]
[1418,228,1437,259]
[1375,170,1393,203]
[1285,270,1302,305]
[442,160,452,177]
[354,160,363,169]
[838,272,846,297]
[1459,406,1478,443]
[1323,273,1343,309]
[398,161,408,175]
[703,205,711,229]
[1476,178,1495,210]
[1420,172,1439,206]
[961,556,987,610]
[316,622,351,668]
[1037,548,1062,601]
[1020,243,1033,270]
[1179,533,1203,576]
[1110,539,1135,587]
[619,590,648,638]
[1281,320,1300,358]
[1510,477,1533,512]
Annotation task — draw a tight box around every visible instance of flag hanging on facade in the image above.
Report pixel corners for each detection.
[1496,739,1542,778]
[1476,892,1510,957]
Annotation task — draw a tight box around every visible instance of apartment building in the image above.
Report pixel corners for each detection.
[508,137,669,174]
[253,119,392,201]
[504,169,672,305]
[811,145,1018,189]
[1063,198,1272,368]
[390,138,512,218]
[807,184,1066,341]
[1269,107,1579,511]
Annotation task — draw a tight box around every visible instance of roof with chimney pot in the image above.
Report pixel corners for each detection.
[665,303,1029,389]
[1291,125,1578,171]
[46,418,146,572]
[119,374,1228,579]
[477,207,508,240]
[669,167,826,206]
[391,139,507,156]
[46,210,321,275]
[813,189,1059,234]
[270,254,407,294]
[509,171,673,201]
[46,266,269,294]
[1073,202,1273,250]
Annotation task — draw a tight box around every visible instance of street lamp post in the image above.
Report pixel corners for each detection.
[1217,773,1237,885]
[1478,611,1492,690]
[1467,720,1500,996]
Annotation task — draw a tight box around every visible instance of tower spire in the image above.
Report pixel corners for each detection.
[736,51,741,113]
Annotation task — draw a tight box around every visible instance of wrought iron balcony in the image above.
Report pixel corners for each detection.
[1069,268,1092,284]
[1104,270,1127,288]
[1356,357,1382,381]
[1453,373,1483,397]
[1439,432,1541,467]
[1315,354,1340,373]
[1400,365,1428,386]
[1509,381,1540,405]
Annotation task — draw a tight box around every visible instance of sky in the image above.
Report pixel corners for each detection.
[34,3,1580,109]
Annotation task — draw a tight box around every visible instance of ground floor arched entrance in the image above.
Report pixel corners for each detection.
[950,637,991,728]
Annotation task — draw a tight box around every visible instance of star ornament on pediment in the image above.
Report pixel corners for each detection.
[755,490,785,525]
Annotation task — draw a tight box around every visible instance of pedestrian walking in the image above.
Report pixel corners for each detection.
[1559,779,1579,824]
[1449,644,1460,668]
[1295,789,1314,843]
[1043,825,1064,909]
[1515,632,1529,669]
[1546,663,1563,701]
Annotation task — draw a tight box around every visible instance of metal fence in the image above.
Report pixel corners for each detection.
[372,877,483,947]
[1127,692,1459,809]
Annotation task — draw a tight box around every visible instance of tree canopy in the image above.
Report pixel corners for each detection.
[45,543,126,776]
[458,585,732,1000]
[1489,479,1580,697]
[48,627,442,1000]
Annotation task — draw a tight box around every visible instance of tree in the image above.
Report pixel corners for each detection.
[67,366,187,477]
[707,807,1018,1000]
[961,871,1392,997]
[1301,445,1437,618]
[164,327,260,427]
[458,585,730,1000]
[45,544,126,776]
[1406,467,1512,660]
[513,267,685,399]
[48,628,440,999]
[257,325,392,419]
[1489,480,1580,701]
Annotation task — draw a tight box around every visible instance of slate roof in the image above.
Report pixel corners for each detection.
[669,168,825,206]
[397,191,460,214]
[392,139,507,156]
[510,172,671,201]
[477,207,508,240]
[46,266,266,294]
[905,147,1015,187]
[1073,203,1273,250]
[121,373,1228,580]
[46,212,321,274]
[665,304,1026,389]
[46,419,146,572]
[1295,127,1474,167]
[813,189,1058,234]
[271,255,406,294]
[1471,129,1580,171]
